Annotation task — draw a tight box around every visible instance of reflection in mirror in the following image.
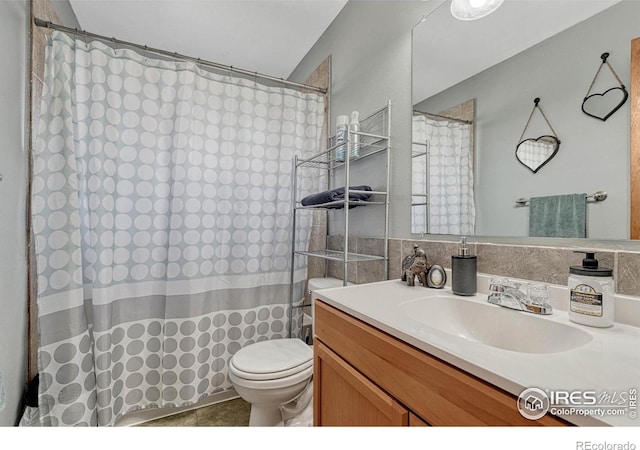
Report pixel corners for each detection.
[581,52,629,122]
[515,135,560,174]
[411,106,474,235]
[411,0,635,240]
[582,86,628,122]
[514,97,561,174]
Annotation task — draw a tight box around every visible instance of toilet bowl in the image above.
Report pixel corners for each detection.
[229,277,349,426]
[229,338,313,426]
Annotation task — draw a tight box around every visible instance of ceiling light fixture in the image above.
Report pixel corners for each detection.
[450,0,504,21]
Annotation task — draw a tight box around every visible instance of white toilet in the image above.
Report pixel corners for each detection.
[228,277,348,426]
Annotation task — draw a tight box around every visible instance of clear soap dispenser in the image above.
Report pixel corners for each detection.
[568,251,614,327]
[349,111,360,159]
[451,237,477,296]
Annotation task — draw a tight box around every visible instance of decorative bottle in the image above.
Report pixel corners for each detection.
[568,251,614,327]
[335,115,349,162]
[451,237,477,296]
[349,111,360,159]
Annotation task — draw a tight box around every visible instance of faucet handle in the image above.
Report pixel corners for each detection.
[488,278,510,308]
[526,282,549,306]
[488,277,508,295]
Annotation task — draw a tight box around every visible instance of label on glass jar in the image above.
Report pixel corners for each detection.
[570,284,603,317]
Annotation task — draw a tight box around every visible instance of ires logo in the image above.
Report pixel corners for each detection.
[517,387,638,420]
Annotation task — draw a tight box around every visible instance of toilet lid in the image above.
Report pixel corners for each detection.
[231,338,312,375]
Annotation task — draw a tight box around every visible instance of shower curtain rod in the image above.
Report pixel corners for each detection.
[413,109,472,125]
[33,18,327,95]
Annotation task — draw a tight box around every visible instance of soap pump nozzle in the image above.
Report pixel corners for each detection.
[458,236,469,257]
[570,250,612,277]
[574,250,598,269]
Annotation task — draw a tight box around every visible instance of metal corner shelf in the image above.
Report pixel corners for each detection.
[293,249,387,262]
[288,101,392,338]
[294,197,387,210]
[296,133,389,170]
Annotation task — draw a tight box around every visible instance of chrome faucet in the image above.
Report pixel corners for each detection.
[487,279,553,315]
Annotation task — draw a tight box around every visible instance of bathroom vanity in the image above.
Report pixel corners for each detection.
[312,280,640,426]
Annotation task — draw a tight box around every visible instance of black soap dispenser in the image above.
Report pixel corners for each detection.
[452,237,477,296]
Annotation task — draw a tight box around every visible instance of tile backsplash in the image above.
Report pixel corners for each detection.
[322,235,640,298]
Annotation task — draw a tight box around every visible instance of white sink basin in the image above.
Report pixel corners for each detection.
[399,296,593,354]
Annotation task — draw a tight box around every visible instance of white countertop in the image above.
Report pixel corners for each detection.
[314,277,640,426]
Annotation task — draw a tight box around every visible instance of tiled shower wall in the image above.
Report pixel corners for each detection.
[320,235,640,298]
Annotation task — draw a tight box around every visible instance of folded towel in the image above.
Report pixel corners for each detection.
[529,193,587,238]
[301,185,372,209]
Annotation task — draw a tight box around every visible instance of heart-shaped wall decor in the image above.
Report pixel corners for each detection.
[581,86,628,121]
[515,135,560,174]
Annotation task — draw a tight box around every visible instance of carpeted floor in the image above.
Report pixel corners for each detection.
[136,398,251,427]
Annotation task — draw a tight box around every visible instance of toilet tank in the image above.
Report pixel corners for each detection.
[307,277,350,297]
[307,278,351,342]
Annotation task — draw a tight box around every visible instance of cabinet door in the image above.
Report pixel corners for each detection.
[314,341,409,426]
[409,413,430,427]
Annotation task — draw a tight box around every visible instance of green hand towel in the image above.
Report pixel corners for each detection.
[529,193,587,238]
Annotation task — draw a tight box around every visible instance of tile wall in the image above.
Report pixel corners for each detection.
[318,235,640,298]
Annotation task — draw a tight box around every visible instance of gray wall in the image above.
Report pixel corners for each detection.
[415,1,637,239]
[51,0,80,28]
[289,0,442,238]
[0,0,28,426]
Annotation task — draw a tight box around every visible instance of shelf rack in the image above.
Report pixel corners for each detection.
[288,101,391,338]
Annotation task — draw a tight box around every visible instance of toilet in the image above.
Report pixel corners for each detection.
[228,277,348,426]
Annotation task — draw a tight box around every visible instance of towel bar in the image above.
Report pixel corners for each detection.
[515,191,607,207]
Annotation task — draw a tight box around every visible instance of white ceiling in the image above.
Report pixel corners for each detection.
[413,0,621,104]
[68,0,348,79]
[66,0,621,100]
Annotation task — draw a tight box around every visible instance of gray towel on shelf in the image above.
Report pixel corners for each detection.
[528,193,587,238]
[301,185,372,209]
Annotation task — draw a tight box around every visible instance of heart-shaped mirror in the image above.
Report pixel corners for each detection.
[581,86,628,121]
[515,135,560,174]
[581,52,628,122]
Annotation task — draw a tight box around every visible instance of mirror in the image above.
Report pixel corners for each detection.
[581,52,629,121]
[582,87,629,122]
[411,0,635,240]
[515,135,560,174]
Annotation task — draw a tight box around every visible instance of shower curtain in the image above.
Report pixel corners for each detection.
[412,115,475,235]
[32,31,324,426]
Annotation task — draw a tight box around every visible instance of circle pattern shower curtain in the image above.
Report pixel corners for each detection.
[32,31,324,426]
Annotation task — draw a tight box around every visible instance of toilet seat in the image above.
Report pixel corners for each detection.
[229,358,313,381]
[229,338,313,381]
[229,360,313,390]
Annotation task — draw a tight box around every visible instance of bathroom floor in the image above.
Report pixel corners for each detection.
[136,398,251,427]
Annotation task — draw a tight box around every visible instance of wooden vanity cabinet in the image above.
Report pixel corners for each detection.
[313,300,569,427]
[314,342,409,426]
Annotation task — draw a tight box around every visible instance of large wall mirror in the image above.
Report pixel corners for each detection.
[411,0,636,240]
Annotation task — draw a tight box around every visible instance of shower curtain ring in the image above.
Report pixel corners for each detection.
[144,45,148,62]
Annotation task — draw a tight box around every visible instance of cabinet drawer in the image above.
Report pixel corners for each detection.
[314,341,409,426]
[315,300,568,426]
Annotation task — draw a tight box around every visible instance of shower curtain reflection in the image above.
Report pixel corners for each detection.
[32,31,324,426]
[411,114,475,235]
